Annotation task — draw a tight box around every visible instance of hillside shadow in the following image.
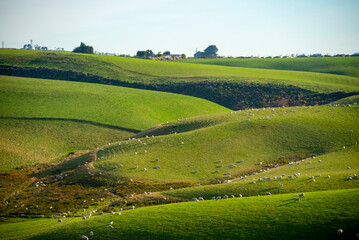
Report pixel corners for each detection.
[0,116,140,133]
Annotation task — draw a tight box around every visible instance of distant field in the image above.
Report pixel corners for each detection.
[1,188,358,240]
[93,104,359,182]
[0,75,227,169]
[1,49,358,93]
[181,57,359,78]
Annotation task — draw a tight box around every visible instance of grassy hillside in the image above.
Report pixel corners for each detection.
[0,75,227,169]
[0,118,133,170]
[1,188,358,240]
[1,49,358,94]
[0,75,228,131]
[93,104,359,182]
[182,57,359,78]
[162,145,359,200]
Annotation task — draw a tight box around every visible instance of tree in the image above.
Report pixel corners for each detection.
[194,45,218,58]
[73,42,94,54]
[204,45,218,57]
[163,51,171,56]
[136,49,154,58]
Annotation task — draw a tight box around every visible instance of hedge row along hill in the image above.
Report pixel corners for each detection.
[1,49,358,109]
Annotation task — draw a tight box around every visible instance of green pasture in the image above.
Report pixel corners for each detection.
[0,188,358,240]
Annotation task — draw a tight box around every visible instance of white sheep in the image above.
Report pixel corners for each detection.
[337,229,343,235]
[299,193,305,197]
[107,225,114,229]
[81,235,89,240]
[90,231,94,237]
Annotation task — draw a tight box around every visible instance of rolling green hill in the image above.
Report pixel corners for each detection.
[181,57,359,78]
[1,49,358,110]
[0,75,228,169]
[1,188,358,240]
[92,103,359,183]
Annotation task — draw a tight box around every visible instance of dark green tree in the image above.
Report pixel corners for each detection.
[163,51,171,56]
[73,42,94,54]
[204,45,218,57]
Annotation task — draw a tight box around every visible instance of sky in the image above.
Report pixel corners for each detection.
[0,0,358,57]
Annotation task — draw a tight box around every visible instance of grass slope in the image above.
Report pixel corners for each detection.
[182,57,359,78]
[0,188,358,240]
[0,118,132,170]
[0,75,227,169]
[1,49,358,93]
[93,104,359,182]
[0,75,228,131]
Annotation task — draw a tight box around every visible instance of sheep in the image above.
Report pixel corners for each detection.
[238,194,243,197]
[299,193,305,197]
[294,197,300,201]
[349,130,353,133]
[181,142,184,145]
[90,231,94,237]
[58,219,62,223]
[218,160,222,163]
[82,216,86,220]
[117,212,121,215]
[81,236,89,240]
[198,197,204,201]
[265,192,271,195]
[107,225,114,229]
[216,196,221,200]
[337,229,343,235]
[144,168,147,171]
[327,175,331,178]
[223,195,229,199]
[131,205,135,209]
[347,166,351,169]
[231,195,235,198]
[279,183,283,187]
[109,221,113,225]
[212,196,216,200]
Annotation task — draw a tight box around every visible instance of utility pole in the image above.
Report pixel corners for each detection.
[2,41,4,48]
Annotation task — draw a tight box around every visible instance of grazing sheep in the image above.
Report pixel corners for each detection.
[212,196,216,200]
[347,166,351,169]
[107,225,114,229]
[279,183,283,187]
[337,229,343,235]
[90,231,94,237]
[216,196,221,200]
[131,206,135,209]
[109,221,113,225]
[223,195,228,199]
[144,168,147,171]
[117,212,121,215]
[82,216,86,220]
[198,197,204,201]
[238,194,243,197]
[294,197,300,201]
[265,192,271,195]
[299,193,305,197]
[181,142,184,145]
[327,175,331,178]
[58,219,62,223]
[81,235,89,240]
[231,195,235,198]
[218,160,222,163]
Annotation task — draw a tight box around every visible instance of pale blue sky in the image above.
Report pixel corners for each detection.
[0,0,358,57]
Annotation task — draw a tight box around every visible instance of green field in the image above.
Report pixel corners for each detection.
[182,57,359,78]
[1,49,359,93]
[1,50,359,240]
[93,104,359,182]
[0,75,227,169]
[1,188,358,240]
